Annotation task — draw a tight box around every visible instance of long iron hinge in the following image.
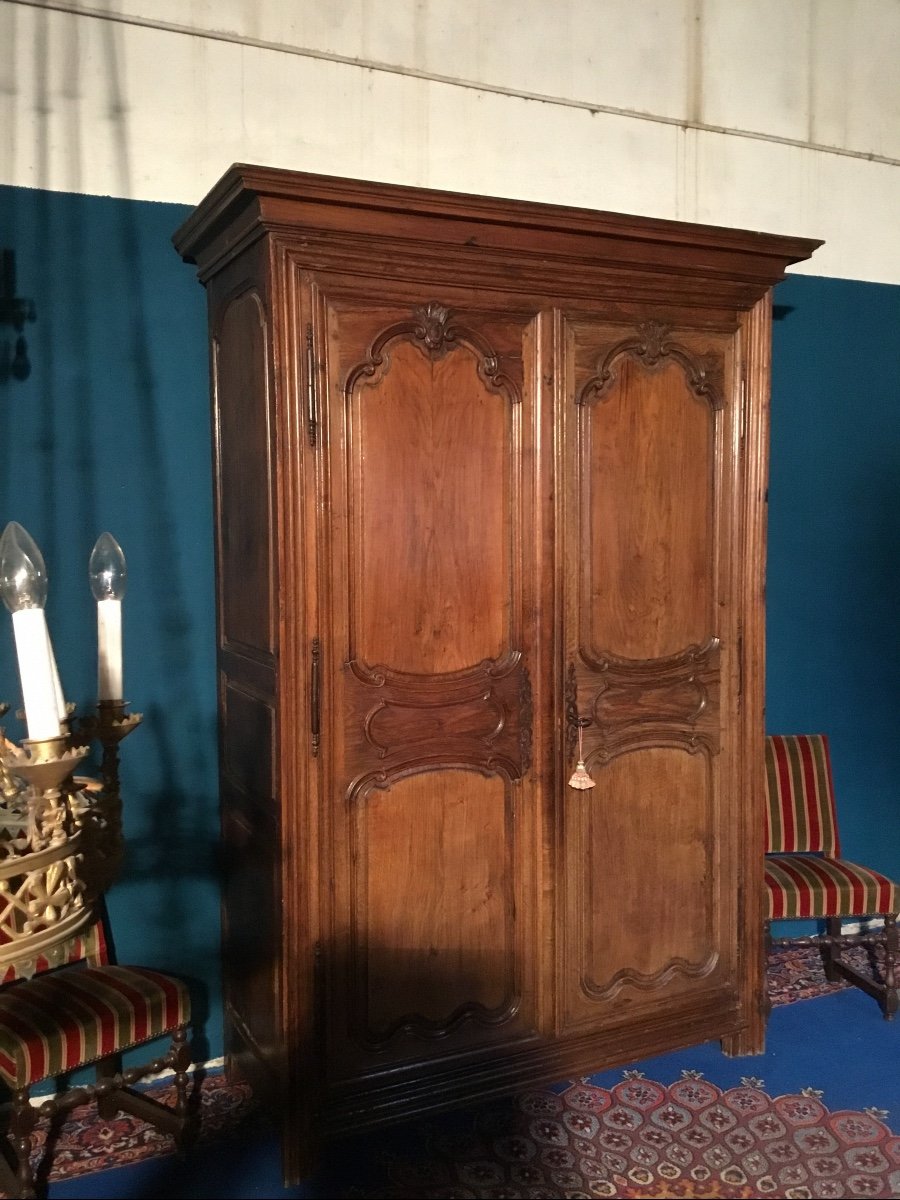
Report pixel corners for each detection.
[310,636,321,756]
[306,323,317,447]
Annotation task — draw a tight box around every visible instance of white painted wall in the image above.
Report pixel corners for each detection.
[2,0,899,282]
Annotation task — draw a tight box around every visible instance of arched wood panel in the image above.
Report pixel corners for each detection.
[561,317,737,1031]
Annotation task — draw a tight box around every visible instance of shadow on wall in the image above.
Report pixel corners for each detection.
[0,248,36,383]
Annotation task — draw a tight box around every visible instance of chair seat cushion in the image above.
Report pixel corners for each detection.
[0,965,190,1088]
[766,854,900,920]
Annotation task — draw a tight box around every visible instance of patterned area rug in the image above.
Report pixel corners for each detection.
[0,1071,262,1195]
[350,1072,899,1199]
[766,943,881,1007]
[0,946,888,1197]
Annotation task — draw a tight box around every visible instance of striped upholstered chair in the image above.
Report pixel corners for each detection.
[0,909,194,1198]
[765,733,899,1019]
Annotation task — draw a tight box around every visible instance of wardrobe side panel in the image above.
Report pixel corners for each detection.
[209,256,282,1097]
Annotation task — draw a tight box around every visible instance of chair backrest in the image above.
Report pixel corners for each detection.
[0,906,111,986]
[764,733,841,856]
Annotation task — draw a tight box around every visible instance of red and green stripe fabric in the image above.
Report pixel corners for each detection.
[764,734,840,855]
[765,854,899,920]
[0,965,190,1088]
[0,919,109,985]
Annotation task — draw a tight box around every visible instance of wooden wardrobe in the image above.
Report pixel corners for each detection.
[173,168,819,1183]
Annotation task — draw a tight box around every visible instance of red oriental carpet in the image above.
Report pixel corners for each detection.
[0,945,896,1198]
[351,1072,899,1199]
[0,1072,259,1194]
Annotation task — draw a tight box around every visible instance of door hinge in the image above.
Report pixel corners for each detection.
[310,636,321,756]
[306,323,317,448]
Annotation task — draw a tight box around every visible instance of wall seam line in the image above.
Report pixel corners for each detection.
[9,0,900,170]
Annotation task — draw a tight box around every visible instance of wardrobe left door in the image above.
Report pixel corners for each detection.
[303,269,551,1128]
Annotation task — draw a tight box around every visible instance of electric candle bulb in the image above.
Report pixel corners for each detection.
[89,532,126,702]
[0,521,63,741]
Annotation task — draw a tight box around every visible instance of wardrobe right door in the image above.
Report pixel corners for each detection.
[558,314,750,1053]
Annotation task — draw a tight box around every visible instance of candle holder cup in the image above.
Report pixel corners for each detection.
[75,699,142,892]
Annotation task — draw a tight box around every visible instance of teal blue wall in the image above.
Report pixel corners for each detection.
[0,186,220,1059]
[2,186,899,1060]
[768,275,900,881]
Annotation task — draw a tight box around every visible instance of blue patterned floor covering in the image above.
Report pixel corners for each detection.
[43,986,900,1199]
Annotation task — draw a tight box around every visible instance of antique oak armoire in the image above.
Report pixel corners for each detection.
[173,167,820,1182]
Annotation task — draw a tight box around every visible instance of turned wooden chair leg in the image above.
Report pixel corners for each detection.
[10,1086,38,1199]
[822,916,843,981]
[89,1025,196,1150]
[883,913,898,1021]
[170,1026,196,1148]
[96,1052,124,1119]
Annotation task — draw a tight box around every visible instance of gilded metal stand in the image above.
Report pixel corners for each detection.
[0,699,141,976]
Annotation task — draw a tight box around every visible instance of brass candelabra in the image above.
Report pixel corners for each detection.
[0,700,141,977]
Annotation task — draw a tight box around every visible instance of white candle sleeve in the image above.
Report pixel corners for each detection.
[97,597,123,700]
[46,625,67,720]
[12,608,62,741]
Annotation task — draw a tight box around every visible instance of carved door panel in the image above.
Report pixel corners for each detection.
[559,317,744,1034]
[312,277,544,1085]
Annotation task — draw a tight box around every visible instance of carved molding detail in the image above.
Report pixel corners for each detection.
[577,321,725,410]
[571,639,721,764]
[353,992,521,1050]
[518,666,533,774]
[413,301,455,353]
[583,638,718,675]
[364,690,506,760]
[564,661,580,758]
[347,651,523,688]
[344,652,533,801]
[344,302,521,405]
[581,952,719,1003]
